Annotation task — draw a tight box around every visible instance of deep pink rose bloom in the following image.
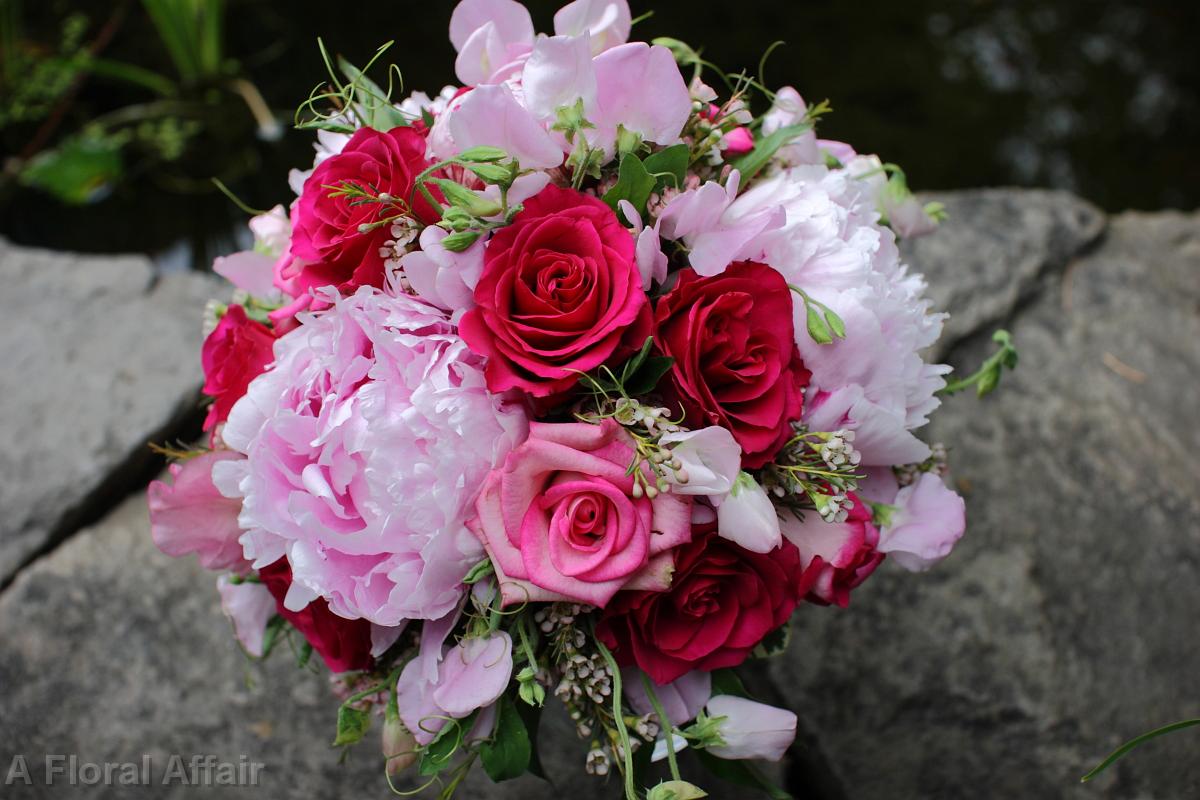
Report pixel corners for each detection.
[597,524,803,684]
[783,494,884,607]
[201,305,275,431]
[468,419,692,608]
[148,451,248,573]
[284,126,438,301]
[654,261,810,468]
[459,185,652,397]
[258,558,374,674]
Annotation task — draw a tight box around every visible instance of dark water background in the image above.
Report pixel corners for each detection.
[3,0,1197,265]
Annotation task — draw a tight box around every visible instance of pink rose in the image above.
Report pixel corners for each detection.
[469,419,692,607]
[148,451,248,572]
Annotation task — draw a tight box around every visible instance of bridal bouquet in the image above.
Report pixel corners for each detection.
[148,1,1008,797]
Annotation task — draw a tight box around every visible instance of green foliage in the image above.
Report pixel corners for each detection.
[603,152,656,221]
[141,0,227,84]
[582,337,675,399]
[331,704,371,747]
[19,130,126,203]
[479,696,532,782]
[732,122,811,181]
[694,750,792,800]
[418,712,477,776]
[940,329,1018,397]
[1081,718,1200,783]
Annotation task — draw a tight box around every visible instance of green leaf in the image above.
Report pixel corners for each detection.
[694,750,792,800]
[458,145,509,163]
[480,696,532,782]
[418,712,476,776]
[710,669,750,699]
[258,616,286,659]
[332,704,371,747]
[1082,718,1200,782]
[603,152,656,221]
[295,641,313,669]
[338,54,406,131]
[731,123,811,182]
[624,356,675,396]
[751,623,791,659]
[514,696,547,780]
[643,143,689,191]
[20,135,124,205]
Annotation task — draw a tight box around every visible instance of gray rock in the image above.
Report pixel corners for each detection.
[772,209,1200,798]
[902,189,1107,360]
[0,240,216,584]
[0,492,772,799]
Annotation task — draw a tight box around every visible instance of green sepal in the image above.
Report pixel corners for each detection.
[332,704,371,747]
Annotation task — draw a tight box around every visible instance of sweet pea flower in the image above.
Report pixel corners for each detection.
[588,42,691,153]
[659,427,741,497]
[715,472,782,554]
[449,0,534,86]
[396,618,514,744]
[554,0,632,54]
[397,226,485,318]
[703,695,797,761]
[658,170,785,276]
[148,451,248,573]
[781,494,883,607]
[213,205,289,302]
[522,33,598,120]
[761,86,820,166]
[877,472,966,571]
[216,576,276,657]
[617,200,668,289]
[623,667,712,726]
[443,84,564,169]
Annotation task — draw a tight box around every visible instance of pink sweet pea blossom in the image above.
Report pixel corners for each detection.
[878,472,966,571]
[589,42,691,152]
[781,494,883,607]
[659,427,741,498]
[398,226,485,318]
[216,576,276,657]
[148,451,248,573]
[658,170,785,276]
[396,615,513,744]
[704,695,797,761]
[213,205,289,301]
[449,0,534,86]
[469,419,692,608]
[624,667,712,726]
[762,87,820,166]
[616,200,668,289]
[553,0,632,54]
[716,472,782,554]
[442,84,564,169]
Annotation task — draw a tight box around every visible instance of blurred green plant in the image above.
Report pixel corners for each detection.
[0,0,278,207]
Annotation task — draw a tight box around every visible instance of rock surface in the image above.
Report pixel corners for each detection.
[0,240,217,584]
[1,194,1197,800]
[774,208,1200,798]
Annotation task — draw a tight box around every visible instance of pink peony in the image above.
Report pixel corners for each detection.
[148,451,248,573]
[469,419,692,607]
[213,286,528,626]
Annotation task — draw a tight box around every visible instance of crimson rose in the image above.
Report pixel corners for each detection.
[459,185,651,397]
[201,305,275,431]
[596,525,803,684]
[286,126,438,298]
[258,558,374,674]
[654,261,809,468]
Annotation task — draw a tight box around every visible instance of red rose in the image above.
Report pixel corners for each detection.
[784,494,884,608]
[654,261,810,468]
[459,185,652,397]
[597,525,803,684]
[201,305,275,431]
[258,559,374,674]
[285,126,438,298]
